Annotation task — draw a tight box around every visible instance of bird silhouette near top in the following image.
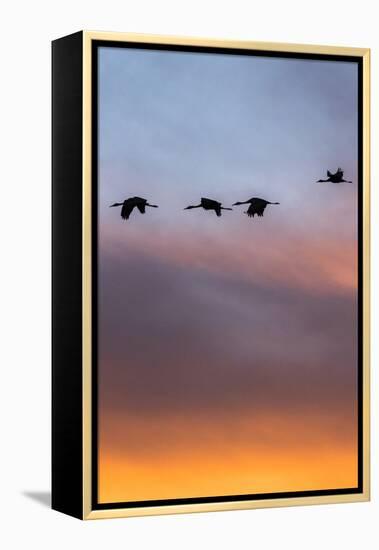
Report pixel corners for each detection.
[317,168,352,183]
[233,197,280,218]
[184,197,232,217]
[110,196,158,220]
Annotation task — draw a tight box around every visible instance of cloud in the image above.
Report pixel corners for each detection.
[98,241,357,416]
[99,211,357,297]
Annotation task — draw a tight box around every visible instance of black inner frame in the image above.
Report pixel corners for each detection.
[91,40,364,510]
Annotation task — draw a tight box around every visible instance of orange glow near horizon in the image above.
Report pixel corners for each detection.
[98,408,358,503]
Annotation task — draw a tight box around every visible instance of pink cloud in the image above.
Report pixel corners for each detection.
[99,222,357,296]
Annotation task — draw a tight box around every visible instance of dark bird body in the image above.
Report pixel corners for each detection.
[110,196,158,220]
[317,168,352,183]
[184,197,232,217]
[233,197,280,218]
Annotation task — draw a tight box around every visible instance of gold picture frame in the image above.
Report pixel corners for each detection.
[52,31,370,520]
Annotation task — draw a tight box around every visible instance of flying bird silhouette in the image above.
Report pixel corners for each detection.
[184,197,232,217]
[317,168,352,183]
[233,197,280,218]
[110,196,158,220]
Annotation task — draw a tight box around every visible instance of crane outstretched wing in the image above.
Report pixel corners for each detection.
[246,199,267,217]
[201,197,221,208]
[121,203,134,220]
[136,204,146,214]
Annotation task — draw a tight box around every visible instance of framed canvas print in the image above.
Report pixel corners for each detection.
[52,31,370,520]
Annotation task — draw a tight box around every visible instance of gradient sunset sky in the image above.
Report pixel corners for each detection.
[97,46,359,503]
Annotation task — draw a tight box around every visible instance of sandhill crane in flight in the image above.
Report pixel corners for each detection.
[184,197,232,217]
[233,197,280,218]
[110,196,158,220]
[317,168,352,183]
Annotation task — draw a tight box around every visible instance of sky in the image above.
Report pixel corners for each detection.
[97,46,359,503]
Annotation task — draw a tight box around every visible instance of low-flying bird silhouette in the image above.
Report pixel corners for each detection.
[233,197,280,218]
[184,197,232,217]
[110,196,158,220]
[317,168,352,183]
